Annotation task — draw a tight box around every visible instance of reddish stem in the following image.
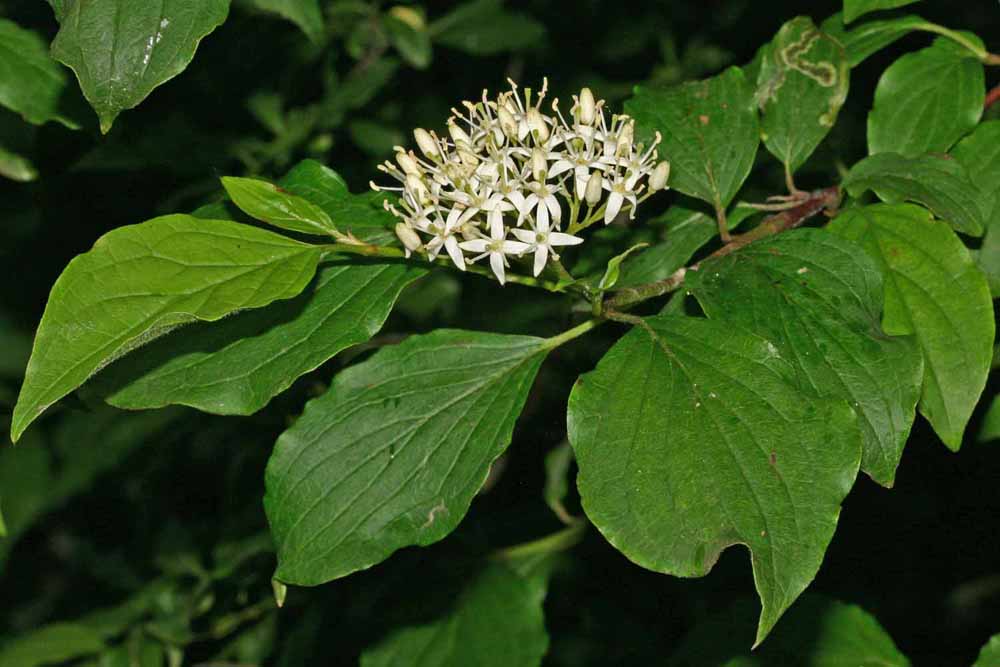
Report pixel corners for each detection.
[986,84,1000,112]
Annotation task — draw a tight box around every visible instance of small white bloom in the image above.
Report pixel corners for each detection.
[459,208,530,284]
[511,212,584,276]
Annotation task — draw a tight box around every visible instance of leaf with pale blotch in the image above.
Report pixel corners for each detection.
[843,152,987,237]
[92,261,425,415]
[952,121,1000,295]
[670,594,910,666]
[867,38,984,158]
[265,330,555,585]
[0,19,81,128]
[222,176,339,237]
[11,215,323,441]
[843,0,921,23]
[360,563,549,667]
[626,67,759,211]
[244,0,324,42]
[828,204,994,450]
[51,0,230,133]
[756,17,849,175]
[568,314,861,646]
[688,229,921,487]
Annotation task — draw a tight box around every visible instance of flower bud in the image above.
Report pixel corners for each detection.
[395,222,422,254]
[526,108,549,142]
[578,87,596,125]
[395,151,420,176]
[413,128,438,159]
[406,174,430,203]
[447,120,471,147]
[616,121,634,155]
[531,147,548,182]
[497,106,518,138]
[649,161,671,191]
[585,171,603,206]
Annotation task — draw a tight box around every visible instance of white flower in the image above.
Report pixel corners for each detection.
[511,212,583,276]
[459,208,530,284]
[423,208,467,271]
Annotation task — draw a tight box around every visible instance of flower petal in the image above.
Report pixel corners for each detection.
[548,232,584,246]
[605,191,624,224]
[445,235,466,271]
[544,194,562,227]
[510,228,536,244]
[458,239,489,253]
[490,252,506,284]
[533,244,549,276]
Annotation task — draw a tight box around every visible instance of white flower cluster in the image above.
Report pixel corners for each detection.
[372,79,670,284]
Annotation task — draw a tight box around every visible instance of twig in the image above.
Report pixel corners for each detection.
[986,84,1000,112]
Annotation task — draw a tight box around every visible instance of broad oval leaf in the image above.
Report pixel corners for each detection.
[867,39,984,158]
[843,0,921,23]
[11,214,323,441]
[0,19,80,128]
[568,314,861,645]
[91,261,425,414]
[687,229,922,487]
[756,17,850,175]
[264,330,554,585]
[820,13,927,67]
[360,563,549,667]
[626,66,759,212]
[842,152,987,237]
[952,121,1000,294]
[221,176,339,237]
[0,624,104,667]
[828,204,994,450]
[50,0,230,133]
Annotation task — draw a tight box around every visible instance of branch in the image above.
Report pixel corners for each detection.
[987,83,1000,112]
[603,186,841,312]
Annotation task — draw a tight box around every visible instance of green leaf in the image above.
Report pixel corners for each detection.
[597,243,649,290]
[0,501,6,538]
[92,261,425,414]
[429,0,546,56]
[626,66,759,212]
[687,229,922,486]
[842,152,987,237]
[243,0,324,42]
[360,563,549,667]
[264,330,554,585]
[384,12,432,70]
[755,17,850,175]
[828,204,994,450]
[820,13,926,67]
[567,314,861,645]
[11,214,323,441]
[843,0,921,24]
[952,121,1000,294]
[221,176,339,238]
[50,0,231,133]
[0,143,37,182]
[670,594,910,666]
[867,39,984,158]
[543,442,574,524]
[0,624,105,667]
[975,635,1000,667]
[979,396,1000,444]
[0,19,80,128]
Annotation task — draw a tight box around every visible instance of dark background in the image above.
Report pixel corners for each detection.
[1,1,998,664]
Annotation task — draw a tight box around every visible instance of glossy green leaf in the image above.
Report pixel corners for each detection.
[688,229,921,486]
[975,635,1000,667]
[221,176,339,237]
[627,66,759,211]
[756,17,849,174]
[50,0,230,133]
[11,214,323,441]
[867,39,984,158]
[568,314,861,645]
[843,152,987,237]
[93,261,425,414]
[429,0,546,55]
[360,563,549,667]
[952,121,1000,294]
[0,624,105,667]
[670,594,910,666]
[265,330,554,585]
[820,13,925,67]
[843,0,921,23]
[0,19,80,128]
[828,204,994,450]
[244,0,324,42]
[384,13,432,69]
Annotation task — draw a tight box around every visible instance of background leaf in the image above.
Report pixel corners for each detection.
[843,0,921,23]
[755,17,849,176]
[50,0,231,132]
[626,66,759,212]
[842,152,987,237]
[687,229,922,486]
[360,563,550,667]
[952,121,1000,295]
[828,204,994,450]
[0,623,105,667]
[11,214,323,441]
[975,635,1000,667]
[0,19,81,129]
[429,0,545,55]
[568,314,861,645]
[264,330,553,585]
[242,0,324,42]
[867,39,984,158]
